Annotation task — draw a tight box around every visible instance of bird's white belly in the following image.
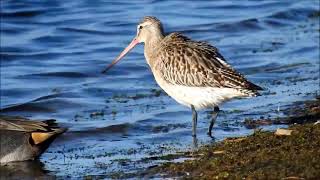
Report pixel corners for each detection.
[154,76,246,110]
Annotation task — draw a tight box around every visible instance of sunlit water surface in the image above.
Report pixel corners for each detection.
[1,0,319,178]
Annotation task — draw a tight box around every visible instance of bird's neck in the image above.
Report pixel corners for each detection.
[144,34,164,68]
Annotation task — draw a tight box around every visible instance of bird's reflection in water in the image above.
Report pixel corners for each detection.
[192,135,215,149]
[0,160,55,180]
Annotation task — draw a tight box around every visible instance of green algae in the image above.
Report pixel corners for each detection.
[143,98,320,179]
[146,123,320,179]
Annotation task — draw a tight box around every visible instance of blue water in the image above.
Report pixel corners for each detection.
[1,0,319,178]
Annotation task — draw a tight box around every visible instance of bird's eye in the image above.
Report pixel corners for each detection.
[139,26,143,30]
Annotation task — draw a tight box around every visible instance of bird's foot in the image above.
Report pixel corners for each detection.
[207,131,214,138]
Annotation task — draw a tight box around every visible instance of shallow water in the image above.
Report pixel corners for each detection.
[1,0,319,178]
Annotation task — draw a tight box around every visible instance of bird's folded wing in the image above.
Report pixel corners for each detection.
[0,116,50,132]
[154,33,262,91]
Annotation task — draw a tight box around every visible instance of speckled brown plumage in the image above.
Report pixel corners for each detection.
[149,32,262,95]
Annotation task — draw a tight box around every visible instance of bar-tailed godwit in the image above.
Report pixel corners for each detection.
[102,16,262,137]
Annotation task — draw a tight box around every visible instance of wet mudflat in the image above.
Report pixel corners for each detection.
[1,0,319,179]
[142,98,320,179]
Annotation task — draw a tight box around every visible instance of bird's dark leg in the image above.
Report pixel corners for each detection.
[192,135,198,148]
[191,105,197,137]
[207,106,219,137]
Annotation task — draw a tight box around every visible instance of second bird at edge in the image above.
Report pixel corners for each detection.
[102,16,263,137]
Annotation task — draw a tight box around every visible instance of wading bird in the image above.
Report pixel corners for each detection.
[102,16,262,137]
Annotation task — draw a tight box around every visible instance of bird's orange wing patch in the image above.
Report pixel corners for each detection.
[31,132,53,145]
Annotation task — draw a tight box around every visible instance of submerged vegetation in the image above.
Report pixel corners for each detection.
[110,89,164,102]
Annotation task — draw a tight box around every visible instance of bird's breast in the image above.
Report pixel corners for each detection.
[151,70,249,109]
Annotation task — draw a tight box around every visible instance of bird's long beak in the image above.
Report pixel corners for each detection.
[102,38,139,73]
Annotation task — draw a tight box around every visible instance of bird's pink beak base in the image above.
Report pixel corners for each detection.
[102,38,139,73]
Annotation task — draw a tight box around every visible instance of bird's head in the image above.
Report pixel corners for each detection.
[135,16,164,43]
[102,16,164,73]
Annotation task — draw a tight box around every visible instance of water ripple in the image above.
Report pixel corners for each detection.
[1,0,319,178]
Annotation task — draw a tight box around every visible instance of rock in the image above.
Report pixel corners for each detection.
[275,128,293,136]
[213,150,224,154]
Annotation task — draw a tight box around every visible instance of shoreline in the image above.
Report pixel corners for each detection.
[140,97,320,179]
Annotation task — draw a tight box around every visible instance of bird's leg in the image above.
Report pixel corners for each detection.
[207,106,219,137]
[191,105,198,137]
[192,135,198,148]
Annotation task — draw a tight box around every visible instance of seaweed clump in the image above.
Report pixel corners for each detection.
[145,123,320,179]
[143,98,320,179]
